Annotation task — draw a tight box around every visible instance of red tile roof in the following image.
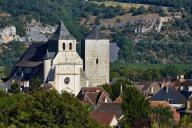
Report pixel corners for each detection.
[91,112,116,125]
[113,96,123,104]
[78,87,112,106]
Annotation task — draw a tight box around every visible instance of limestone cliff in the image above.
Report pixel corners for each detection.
[0,26,17,44]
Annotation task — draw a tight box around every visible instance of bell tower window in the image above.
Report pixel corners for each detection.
[63,43,65,50]
[96,58,99,64]
[69,43,72,50]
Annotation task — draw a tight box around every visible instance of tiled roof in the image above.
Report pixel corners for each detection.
[113,96,123,104]
[15,43,47,67]
[180,91,192,100]
[77,87,112,105]
[150,87,187,104]
[80,87,110,97]
[86,92,100,105]
[93,103,123,119]
[91,112,116,125]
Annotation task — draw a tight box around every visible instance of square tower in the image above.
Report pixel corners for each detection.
[82,27,109,87]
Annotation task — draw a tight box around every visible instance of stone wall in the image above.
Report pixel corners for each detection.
[83,39,109,87]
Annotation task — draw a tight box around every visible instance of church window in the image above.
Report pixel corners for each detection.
[69,43,72,50]
[63,43,65,50]
[64,77,70,84]
[96,58,99,64]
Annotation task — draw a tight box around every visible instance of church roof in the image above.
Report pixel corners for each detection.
[15,43,47,67]
[49,21,76,40]
[86,26,107,40]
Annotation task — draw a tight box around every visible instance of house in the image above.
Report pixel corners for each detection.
[150,101,180,124]
[176,80,192,92]
[77,87,112,106]
[150,87,187,109]
[134,81,161,97]
[91,103,123,127]
[91,112,118,127]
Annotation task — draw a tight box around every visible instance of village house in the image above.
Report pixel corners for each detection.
[150,101,180,124]
[150,86,187,109]
[91,103,123,127]
[77,87,112,106]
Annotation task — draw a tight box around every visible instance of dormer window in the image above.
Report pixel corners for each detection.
[69,43,72,50]
[63,43,65,50]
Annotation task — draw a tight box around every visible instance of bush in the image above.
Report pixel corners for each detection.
[133,6,146,16]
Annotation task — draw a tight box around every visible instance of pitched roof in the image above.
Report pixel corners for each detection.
[48,21,76,40]
[180,91,192,100]
[150,87,187,104]
[113,96,123,104]
[80,87,110,97]
[86,92,101,105]
[86,26,107,40]
[93,103,123,119]
[15,43,47,67]
[77,87,112,105]
[91,112,117,125]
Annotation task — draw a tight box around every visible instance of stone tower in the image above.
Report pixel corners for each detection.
[81,27,109,87]
[44,21,84,95]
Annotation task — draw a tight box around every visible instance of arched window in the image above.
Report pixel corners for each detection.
[96,58,99,64]
[63,43,65,50]
[69,43,72,50]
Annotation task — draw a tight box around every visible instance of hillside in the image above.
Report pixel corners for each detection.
[0,0,192,71]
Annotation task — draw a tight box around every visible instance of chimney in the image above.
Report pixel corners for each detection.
[150,85,154,94]
[187,100,190,110]
[166,86,169,93]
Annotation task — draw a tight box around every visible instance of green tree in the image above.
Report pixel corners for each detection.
[112,79,132,100]
[133,6,146,16]
[29,76,43,91]
[100,84,113,97]
[179,115,192,128]
[151,106,174,127]
[9,82,20,93]
[121,86,150,127]
[0,89,107,128]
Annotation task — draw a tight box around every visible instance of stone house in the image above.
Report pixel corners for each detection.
[77,87,112,106]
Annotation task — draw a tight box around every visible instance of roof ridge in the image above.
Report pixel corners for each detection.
[48,21,76,40]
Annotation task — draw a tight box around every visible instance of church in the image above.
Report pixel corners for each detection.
[8,21,109,95]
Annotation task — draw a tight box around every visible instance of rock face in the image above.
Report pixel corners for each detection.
[103,12,182,34]
[23,19,57,42]
[0,26,17,44]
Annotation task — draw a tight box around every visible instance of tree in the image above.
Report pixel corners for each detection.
[133,6,146,16]
[121,86,150,127]
[100,84,113,97]
[112,79,132,100]
[9,82,20,93]
[0,89,107,128]
[151,106,174,127]
[29,76,43,91]
[179,115,192,128]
